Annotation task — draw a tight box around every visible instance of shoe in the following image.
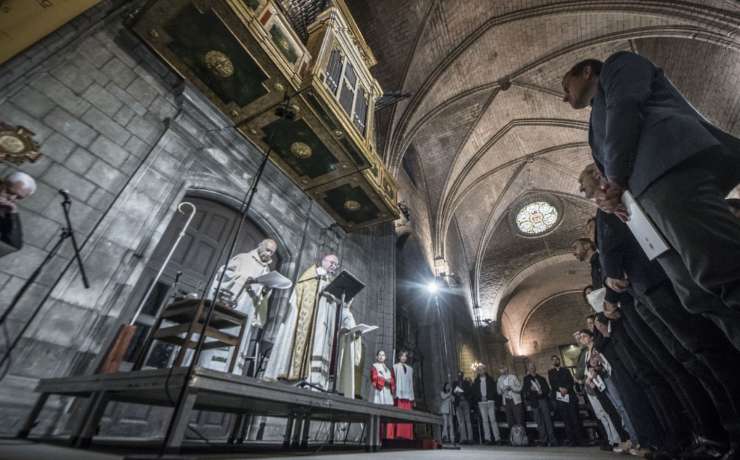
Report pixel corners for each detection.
[721,445,738,460]
[629,447,651,457]
[697,435,729,450]
[682,444,725,459]
[645,450,674,460]
[614,440,633,453]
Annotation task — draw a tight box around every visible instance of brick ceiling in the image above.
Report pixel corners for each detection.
[349,0,740,328]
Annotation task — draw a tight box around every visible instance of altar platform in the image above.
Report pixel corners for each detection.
[17,368,441,453]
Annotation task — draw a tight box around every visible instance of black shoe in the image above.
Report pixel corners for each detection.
[721,444,739,460]
[646,450,674,460]
[697,435,729,450]
[681,444,725,459]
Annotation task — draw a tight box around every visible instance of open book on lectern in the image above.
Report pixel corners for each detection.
[344,323,378,337]
[323,270,365,303]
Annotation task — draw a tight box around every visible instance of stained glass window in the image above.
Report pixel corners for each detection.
[515,201,558,235]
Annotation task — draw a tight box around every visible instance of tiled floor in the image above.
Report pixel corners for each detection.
[0,440,627,460]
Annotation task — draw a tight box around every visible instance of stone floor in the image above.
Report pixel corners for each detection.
[0,440,627,460]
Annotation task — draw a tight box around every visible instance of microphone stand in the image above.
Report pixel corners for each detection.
[60,190,90,289]
[0,190,89,377]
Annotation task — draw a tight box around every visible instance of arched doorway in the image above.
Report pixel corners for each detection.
[102,195,281,439]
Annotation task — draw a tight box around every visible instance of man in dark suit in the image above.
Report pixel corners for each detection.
[547,355,582,446]
[595,208,740,457]
[562,51,740,346]
[582,164,737,457]
[523,362,556,446]
[0,172,36,256]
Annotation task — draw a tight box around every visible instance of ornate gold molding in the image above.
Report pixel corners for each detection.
[0,122,42,165]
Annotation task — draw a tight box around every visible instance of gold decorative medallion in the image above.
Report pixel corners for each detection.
[290,142,312,159]
[343,200,361,211]
[0,135,24,153]
[0,124,41,164]
[204,50,234,78]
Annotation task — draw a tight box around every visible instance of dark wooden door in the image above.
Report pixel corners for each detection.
[100,195,276,439]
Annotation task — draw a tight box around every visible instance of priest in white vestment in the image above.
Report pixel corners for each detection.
[264,254,339,391]
[198,239,276,374]
[336,300,362,398]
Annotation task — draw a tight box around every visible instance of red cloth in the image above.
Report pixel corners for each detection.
[371,366,382,389]
[383,422,395,439]
[370,365,394,391]
[394,398,414,439]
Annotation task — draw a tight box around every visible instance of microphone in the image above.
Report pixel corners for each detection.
[58,189,70,200]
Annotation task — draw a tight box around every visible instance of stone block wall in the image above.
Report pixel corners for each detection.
[522,292,592,373]
[0,1,396,437]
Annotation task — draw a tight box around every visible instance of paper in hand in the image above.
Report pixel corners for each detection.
[254,271,292,290]
[586,288,605,312]
[622,191,670,260]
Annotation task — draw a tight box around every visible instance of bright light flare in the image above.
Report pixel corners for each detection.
[426,281,439,294]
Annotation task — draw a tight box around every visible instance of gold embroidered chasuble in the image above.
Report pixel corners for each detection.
[287,264,325,380]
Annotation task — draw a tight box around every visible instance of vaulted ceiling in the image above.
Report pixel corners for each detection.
[349,0,740,329]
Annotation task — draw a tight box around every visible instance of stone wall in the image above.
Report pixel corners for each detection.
[0,2,396,436]
[521,292,592,373]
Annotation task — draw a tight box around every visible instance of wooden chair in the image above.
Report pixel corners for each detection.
[133,298,247,372]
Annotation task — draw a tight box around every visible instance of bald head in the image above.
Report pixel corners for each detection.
[4,172,36,195]
[578,163,602,200]
[0,172,35,213]
[321,254,339,275]
[257,239,277,262]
